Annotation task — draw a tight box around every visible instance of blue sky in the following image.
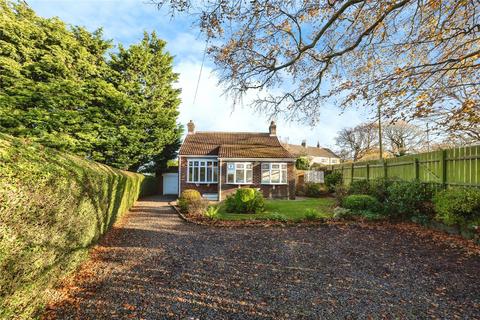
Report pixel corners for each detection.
[28,0,368,149]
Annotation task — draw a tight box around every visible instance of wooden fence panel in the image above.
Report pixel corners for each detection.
[386,155,416,181]
[330,144,480,188]
[417,150,442,184]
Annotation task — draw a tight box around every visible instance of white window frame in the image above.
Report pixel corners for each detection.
[261,163,288,185]
[187,159,218,184]
[226,162,253,184]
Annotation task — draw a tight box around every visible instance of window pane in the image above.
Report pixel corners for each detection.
[271,169,280,183]
[261,169,270,183]
[189,166,193,182]
[246,169,253,183]
[206,166,212,182]
[227,163,235,183]
[272,164,280,169]
[237,163,244,169]
[261,163,269,169]
[194,167,199,181]
[194,161,199,166]
[246,163,252,169]
[281,164,287,169]
[236,169,245,183]
[213,167,218,182]
[281,169,287,183]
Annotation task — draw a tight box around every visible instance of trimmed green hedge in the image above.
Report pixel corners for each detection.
[0,134,158,319]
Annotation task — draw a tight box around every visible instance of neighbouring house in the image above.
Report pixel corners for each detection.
[177,120,296,201]
[284,141,341,166]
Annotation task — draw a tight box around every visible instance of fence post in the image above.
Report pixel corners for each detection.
[366,163,370,181]
[383,159,388,178]
[414,158,419,180]
[351,162,355,184]
[440,149,447,188]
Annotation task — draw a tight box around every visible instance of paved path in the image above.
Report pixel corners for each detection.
[45,196,480,319]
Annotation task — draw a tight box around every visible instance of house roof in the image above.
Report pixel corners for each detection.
[179,132,294,158]
[284,143,340,158]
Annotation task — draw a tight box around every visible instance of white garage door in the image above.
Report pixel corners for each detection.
[162,173,178,195]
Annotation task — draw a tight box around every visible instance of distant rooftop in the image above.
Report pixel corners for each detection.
[283,143,340,158]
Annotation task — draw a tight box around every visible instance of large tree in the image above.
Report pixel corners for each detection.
[0,0,181,172]
[335,123,378,161]
[108,32,182,173]
[155,0,479,140]
[383,121,427,156]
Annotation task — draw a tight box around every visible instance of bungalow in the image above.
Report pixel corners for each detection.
[178,121,296,201]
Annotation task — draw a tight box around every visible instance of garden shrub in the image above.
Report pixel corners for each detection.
[334,184,349,206]
[304,182,324,197]
[385,180,434,219]
[348,180,372,196]
[178,189,207,214]
[433,188,480,226]
[0,134,157,319]
[203,206,220,220]
[347,178,395,202]
[325,172,342,192]
[267,212,288,222]
[368,177,395,202]
[333,207,352,219]
[224,188,265,214]
[359,211,383,221]
[342,195,381,213]
[304,208,320,220]
[295,157,310,170]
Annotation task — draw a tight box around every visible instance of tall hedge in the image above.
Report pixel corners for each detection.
[0,133,158,318]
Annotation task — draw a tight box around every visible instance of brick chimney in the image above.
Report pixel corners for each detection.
[269,121,277,136]
[187,120,195,134]
[317,141,320,148]
[301,140,306,148]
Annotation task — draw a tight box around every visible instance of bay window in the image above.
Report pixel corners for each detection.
[227,162,253,184]
[261,163,287,184]
[187,160,218,183]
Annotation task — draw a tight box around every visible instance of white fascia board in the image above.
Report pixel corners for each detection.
[219,158,295,162]
[181,155,218,158]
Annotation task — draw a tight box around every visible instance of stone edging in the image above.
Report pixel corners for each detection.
[168,201,210,226]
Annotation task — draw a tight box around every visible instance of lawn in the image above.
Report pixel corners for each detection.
[216,197,335,221]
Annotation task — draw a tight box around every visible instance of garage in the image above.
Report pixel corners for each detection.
[162,173,178,195]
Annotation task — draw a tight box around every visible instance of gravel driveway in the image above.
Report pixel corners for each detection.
[44,196,480,319]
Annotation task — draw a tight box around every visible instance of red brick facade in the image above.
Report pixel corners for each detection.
[179,157,296,200]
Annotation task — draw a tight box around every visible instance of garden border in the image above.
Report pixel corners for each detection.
[168,200,336,228]
[170,200,480,246]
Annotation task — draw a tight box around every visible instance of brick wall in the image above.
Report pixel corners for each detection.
[179,157,219,195]
[219,161,295,200]
[180,157,296,200]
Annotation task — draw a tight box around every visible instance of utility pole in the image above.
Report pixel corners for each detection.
[378,101,383,160]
